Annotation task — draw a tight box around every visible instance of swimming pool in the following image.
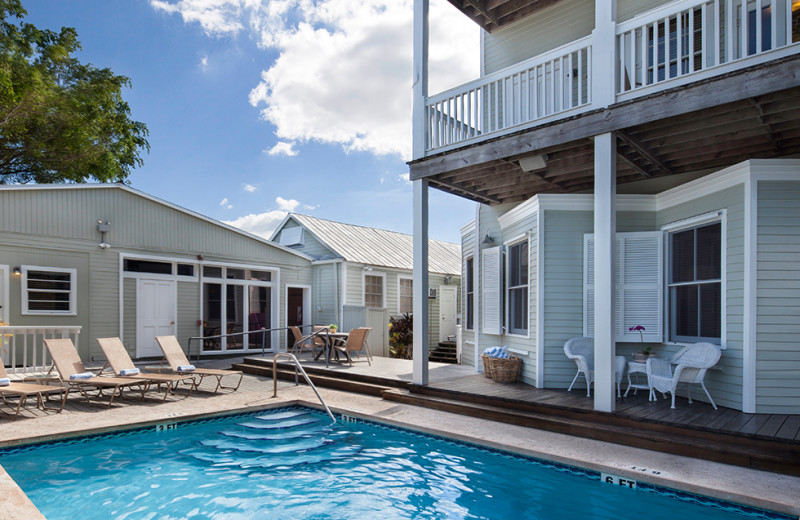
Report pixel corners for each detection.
[0,407,792,519]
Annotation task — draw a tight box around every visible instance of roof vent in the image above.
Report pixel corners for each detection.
[279,227,304,246]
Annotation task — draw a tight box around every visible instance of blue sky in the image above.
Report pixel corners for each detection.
[21,0,479,243]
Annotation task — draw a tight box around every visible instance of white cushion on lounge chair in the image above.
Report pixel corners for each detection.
[0,378,9,386]
[119,368,141,376]
[177,365,196,373]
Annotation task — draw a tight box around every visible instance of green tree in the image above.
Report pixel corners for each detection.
[0,0,149,184]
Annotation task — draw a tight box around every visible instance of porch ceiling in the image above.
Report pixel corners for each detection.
[445,0,563,32]
[410,56,800,206]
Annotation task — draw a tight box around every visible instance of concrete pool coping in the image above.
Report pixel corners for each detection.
[1,381,798,519]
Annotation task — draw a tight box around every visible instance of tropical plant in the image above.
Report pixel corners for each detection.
[389,313,413,359]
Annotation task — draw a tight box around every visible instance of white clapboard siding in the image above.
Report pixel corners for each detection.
[584,232,663,341]
[482,246,504,335]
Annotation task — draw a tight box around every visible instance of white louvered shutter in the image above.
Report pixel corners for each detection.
[482,246,503,335]
[584,232,663,341]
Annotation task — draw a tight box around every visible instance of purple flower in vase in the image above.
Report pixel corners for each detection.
[628,325,651,355]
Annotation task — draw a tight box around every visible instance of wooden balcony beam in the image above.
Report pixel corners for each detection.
[614,130,672,177]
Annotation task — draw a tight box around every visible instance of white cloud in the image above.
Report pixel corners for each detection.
[267,141,298,156]
[275,196,299,212]
[243,184,257,192]
[219,197,233,208]
[224,195,312,238]
[398,173,410,184]
[224,210,287,239]
[200,54,209,69]
[151,0,478,160]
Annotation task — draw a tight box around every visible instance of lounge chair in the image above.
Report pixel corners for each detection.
[332,327,372,366]
[290,326,318,359]
[563,337,626,397]
[0,364,69,419]
[155,336,243,392]
[96,337,197,400]
[43,338,149,406]
[647,342,722,409]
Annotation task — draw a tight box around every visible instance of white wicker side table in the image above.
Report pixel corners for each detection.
[624,360,650,398]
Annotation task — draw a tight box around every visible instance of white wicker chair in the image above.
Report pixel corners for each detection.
[646,342,721,409]
[564,337,626,397]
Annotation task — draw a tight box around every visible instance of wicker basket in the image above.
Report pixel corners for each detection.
[481,354,522,383]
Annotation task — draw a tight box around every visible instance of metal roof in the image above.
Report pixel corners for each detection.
[288,214,461,276]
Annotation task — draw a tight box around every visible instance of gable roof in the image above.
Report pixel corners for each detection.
[0,183,313,261]
[275,213,461,275]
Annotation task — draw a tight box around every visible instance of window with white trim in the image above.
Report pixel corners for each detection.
[465,256,474,330]
[507,240,528,335]
[669,221,721,343]
[364,274,384,308]
[398,277,413,314]
[22,267,76,315]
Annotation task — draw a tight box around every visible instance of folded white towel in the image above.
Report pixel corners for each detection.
[120,368,140,376]
[0,377,10,386]
[177,365,196,373]
[70,372,95,380]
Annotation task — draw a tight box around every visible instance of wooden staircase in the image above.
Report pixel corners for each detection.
[428,341,458,364]
[233,358,800,477]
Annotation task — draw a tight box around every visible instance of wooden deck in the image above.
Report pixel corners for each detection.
[427,373,800,442]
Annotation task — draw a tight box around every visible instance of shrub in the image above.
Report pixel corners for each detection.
[389,313,413,359]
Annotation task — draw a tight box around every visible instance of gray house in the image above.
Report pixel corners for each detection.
[271,214,461,357]
[0,184,313,364]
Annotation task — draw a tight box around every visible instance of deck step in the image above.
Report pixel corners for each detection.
[429,342,458,364]
[386,387,800,477]
[233,363,395,397]
[238,358,410,389]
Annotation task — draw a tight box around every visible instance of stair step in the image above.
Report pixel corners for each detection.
[233,363,394,397]
[238,358,409,389]
[381,389,797,475]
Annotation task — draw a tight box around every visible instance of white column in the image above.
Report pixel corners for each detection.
[592,0,617,107]
[594,132,616,413]
[413,179,430,385]
[412,0,429,160]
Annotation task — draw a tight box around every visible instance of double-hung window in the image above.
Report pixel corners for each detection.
[398,277,413,314]
[507,240,528,335]
[22,266,77,315]
[669,222,721,343]
[465,257,474,330]
[364,274,384,308]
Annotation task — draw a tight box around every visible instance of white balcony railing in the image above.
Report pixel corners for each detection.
[425,37,592,153]
[0,326,81,376]
[422,0,798,154]
[617,0,797,95]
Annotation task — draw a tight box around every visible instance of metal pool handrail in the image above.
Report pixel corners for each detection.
[271,352,336,426]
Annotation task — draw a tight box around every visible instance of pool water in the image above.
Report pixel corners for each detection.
[0,407,791,520]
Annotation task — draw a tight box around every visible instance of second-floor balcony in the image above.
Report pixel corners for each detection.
[422,0,800,155]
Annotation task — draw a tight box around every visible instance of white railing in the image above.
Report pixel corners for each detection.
[0,326,81,376]
[616,0,797,95]
[425,37,592,152]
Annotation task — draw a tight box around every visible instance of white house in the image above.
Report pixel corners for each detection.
[270,214,461,358]
[409,0,800,414]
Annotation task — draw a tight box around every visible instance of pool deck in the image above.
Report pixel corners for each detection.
[1,359,799,519]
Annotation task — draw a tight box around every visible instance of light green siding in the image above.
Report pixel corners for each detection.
[617,0,670,22]
[542,209,659,388]
[483,0,594,75]
[0,186,313,360]
[656,185,745,410]
[756,181,800,413]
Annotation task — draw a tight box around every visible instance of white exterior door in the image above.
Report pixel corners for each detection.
[439,286,457,343]
[137,279,176,358]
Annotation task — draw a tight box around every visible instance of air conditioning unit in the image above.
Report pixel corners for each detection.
[428,288,437,299]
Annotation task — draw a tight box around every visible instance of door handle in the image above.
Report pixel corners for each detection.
[170,321,175,325]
